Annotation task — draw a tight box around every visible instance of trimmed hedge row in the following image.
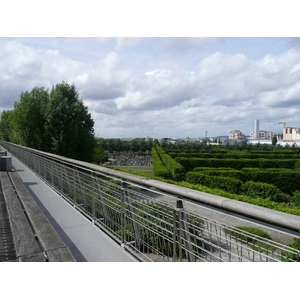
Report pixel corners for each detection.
[154,146,185,181]
[241,168,300,195]
[176,157,298,172]
[186,172,286,202]
[193,168,300,195]
[165,149,296,155]
[194,169,247,181]
[186,172,243,194]
[168,152,300,159]
[151,147,170,178]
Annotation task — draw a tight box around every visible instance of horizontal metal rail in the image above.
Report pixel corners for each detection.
[1,141,299,262]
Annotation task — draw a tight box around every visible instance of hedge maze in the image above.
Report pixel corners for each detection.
[152,145,300,210]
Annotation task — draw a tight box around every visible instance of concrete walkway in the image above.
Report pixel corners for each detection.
[10,156,137,262]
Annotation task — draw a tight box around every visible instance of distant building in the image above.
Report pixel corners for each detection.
[273,133,283,140]
[249,130,273,140]
[145,137,154,142]
[283,127,300,140]
[160,138,181,144]
[229,130,245,139]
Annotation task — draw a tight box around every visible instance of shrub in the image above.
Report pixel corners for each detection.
[242,181,284,202]
[224,226,271,242]
[154,146,185,181]
[241,169,300,195]
[223,226,275,252]
[151,147,170,178]
[283,238,300,261]
[200,170,246,181]
[175,157,298,171]
[290,190,300,207]
[186,172,243,194]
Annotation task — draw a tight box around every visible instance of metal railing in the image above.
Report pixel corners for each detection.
[1,141,299,262]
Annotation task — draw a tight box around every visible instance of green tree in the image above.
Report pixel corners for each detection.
[272,136,277,146]
[93,147,109,164]
[0,110,15,142]
[13,87,50,150]
[46,81,96,162]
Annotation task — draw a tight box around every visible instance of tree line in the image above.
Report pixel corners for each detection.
[159,140,300,153]
[0,81,96,162]
[96,138,157,153]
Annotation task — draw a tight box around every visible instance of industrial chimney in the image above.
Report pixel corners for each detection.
[254,119,259,139]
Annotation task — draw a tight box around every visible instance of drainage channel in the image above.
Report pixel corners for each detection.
[0,191,17,262]
[6,172,48,262]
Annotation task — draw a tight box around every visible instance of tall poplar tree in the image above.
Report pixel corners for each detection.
[46,81,96,162]
[13,87,50,150]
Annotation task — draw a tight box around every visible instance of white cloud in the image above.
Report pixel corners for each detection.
[2,37,300,138]
[158,37,223,52]
[0,39,84,106]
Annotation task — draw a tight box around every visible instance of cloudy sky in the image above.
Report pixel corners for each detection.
[1,2,299,139]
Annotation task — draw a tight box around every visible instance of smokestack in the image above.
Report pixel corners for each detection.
[254,119,259,139]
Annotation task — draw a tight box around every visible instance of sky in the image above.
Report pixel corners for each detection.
[1,1,300,140]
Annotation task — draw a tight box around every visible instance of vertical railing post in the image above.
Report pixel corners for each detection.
[59,164,63,193]
[73,166,77,207]
[123,182,140,250]
[177,199,183,262]
[172,207,178,262]
[121,181,126,247]
[51,159,54,186]
[174,198,195,262]
[91,172,96,222]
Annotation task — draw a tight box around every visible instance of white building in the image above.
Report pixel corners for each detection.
[249,130,274,140]
[283,127,300,141]
[229,130,245,139]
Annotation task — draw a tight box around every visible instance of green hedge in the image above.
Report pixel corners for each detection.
[151,147,170,178]
[186,172,243,194]
[241,168,300,195]
[197,169,247,181]
[166,149,300,160]
[154,146,185,181]
[176,157,298,172]
[242,181,284,202]
[186,172,286,202]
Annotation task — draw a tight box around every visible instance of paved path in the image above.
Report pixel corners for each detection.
[10,156,137,262]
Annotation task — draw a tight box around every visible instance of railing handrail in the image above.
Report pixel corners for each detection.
[2,141,300,232]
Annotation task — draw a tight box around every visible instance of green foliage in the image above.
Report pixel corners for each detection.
[223,226,276,252]
[199,169,246,181]
[283,238,300,261]
[46,82,95,161]
[242,181,284,202]
[290,190,300,207]
[176,157,298,172]
[93,147,109,164]
[151,147,170,178]
[0,110,15,142]
[224,226,271,242]
[241,169,300,195]
[287,238,300,251]
[97,138,154,153]
[0,81,95,162]
[186,172,243,194]
[155,145,185,181]
[13,87,50,150]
